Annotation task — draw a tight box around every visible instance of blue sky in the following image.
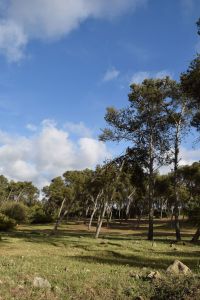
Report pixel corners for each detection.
[0,0,199,187]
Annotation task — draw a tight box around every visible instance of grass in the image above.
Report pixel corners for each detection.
[0,219,199,299]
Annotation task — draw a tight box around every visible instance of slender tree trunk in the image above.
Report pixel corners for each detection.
[53,198,67,233]
[88,191,103,231]
[191,227,200,243]
[125,190,135,220]
[53,209,68,232]
[148,155,154,241]
[88,206,97,230]
[174,131,181,241]
[95,202,107,239]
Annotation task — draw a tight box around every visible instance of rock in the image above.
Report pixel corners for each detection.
[147,271,161,280]
[33,277,51,289]
[166,260,192,275]
[129,272,140,279]
[18,285,24,290]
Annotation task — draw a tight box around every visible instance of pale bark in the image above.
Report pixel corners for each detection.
[53,198,68,233]
[88,190,103,230]
[95,202,107,239]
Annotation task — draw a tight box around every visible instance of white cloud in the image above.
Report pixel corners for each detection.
[0,0,147,62]
[179,147,200,166]
[130,70,173,84]
[103,67,120,82]
[0,20,27,62]
[64,121,92,137]
[0,120,110,188]
[160,147,200,174]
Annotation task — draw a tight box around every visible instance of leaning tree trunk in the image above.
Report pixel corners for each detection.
[191,227,200,243]
[125,190,135,220]
[53,198,68,233]
[88,191,103,231]
[95,202,107,239]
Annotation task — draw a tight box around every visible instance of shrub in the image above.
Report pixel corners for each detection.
[151,276,200,300]
[0,213,16,231]
[1,201,28,223]
[29,205,53,224]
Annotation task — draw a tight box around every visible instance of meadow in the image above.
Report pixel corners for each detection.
[0,219,199,300]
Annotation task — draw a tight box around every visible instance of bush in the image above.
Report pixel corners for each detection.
[1,201,28,223]
[0,213,16,231]
[29,205,52,224]
[151,276,200,300]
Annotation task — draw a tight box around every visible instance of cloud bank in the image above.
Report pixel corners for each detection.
[0,0,147,62]
[0,120,110,188]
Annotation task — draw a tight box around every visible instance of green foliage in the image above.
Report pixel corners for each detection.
[0,213,16,231]
[28,204,53,224]
[1,201,28,223]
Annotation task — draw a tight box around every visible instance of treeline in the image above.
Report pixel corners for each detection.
[0,160,199,243]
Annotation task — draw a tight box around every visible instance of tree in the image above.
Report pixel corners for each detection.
[166,86,192,241]
[181,18,200,128]
[100,78,175,240]
[43,176,72,232]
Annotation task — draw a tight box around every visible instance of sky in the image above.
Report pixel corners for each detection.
[0,0,199,188]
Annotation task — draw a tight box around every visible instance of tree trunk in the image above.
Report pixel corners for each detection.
[53,198,67,233]
[148,154,154,241]
[125,190,135,220]
[95,202,107,239]
[53,209,68,232]
[88,191,103,231]
[174,130,181,241]
[191,227,200,243]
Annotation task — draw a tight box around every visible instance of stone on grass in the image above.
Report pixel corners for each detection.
[147,271,161,280]
[33,277,51,289]
[129,271,140,279]
[166,260,192,275]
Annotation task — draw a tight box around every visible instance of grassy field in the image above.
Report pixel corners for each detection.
[0,219,199,300]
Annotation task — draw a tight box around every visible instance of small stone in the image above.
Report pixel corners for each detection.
[64,267,69,272]
[33,277,51,289]
[18,285,24,290]
[129,272,140,279]
[147,271,161,280]
[166,260,192,275]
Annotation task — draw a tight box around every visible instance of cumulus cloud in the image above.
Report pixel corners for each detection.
[0,120,110,188]
[179,147,200,166]
[103,67,120,82]
[130,70,173,84]
[160,146,200,174]
[64,121,92,137]
[0,0,147,62]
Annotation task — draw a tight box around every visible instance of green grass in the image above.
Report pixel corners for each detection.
[0,220,199,299]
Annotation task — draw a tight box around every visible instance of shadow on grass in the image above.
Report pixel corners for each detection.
[69,249,200,270]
